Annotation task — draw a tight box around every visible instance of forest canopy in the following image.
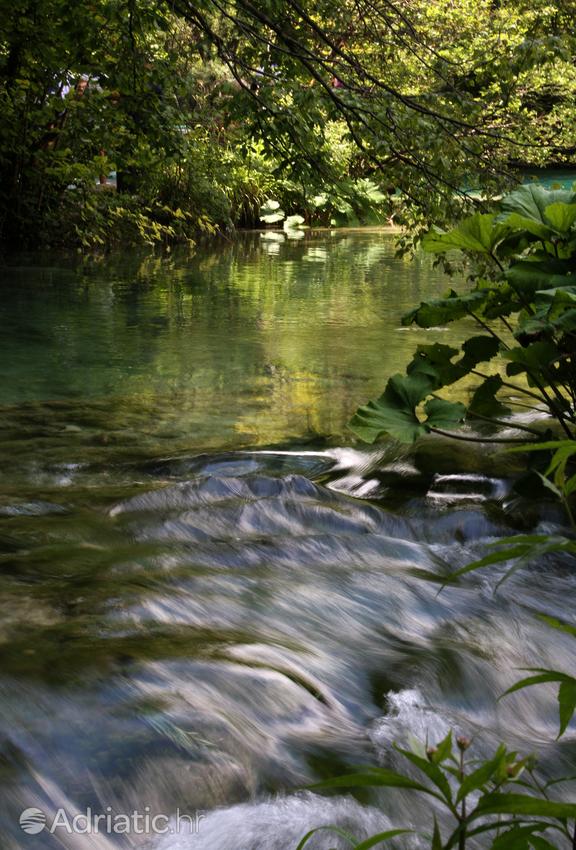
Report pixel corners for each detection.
[1,0,575,247]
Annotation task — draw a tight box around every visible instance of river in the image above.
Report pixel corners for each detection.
[1,230,574,849]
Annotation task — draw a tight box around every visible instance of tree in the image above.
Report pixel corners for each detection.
[171,0,576,226]
[2,0,576,245]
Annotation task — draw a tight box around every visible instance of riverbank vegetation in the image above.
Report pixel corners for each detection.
[336,186,576,850]
[2,0,576,248]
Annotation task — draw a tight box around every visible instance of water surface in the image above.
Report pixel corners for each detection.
[1,231,574,850]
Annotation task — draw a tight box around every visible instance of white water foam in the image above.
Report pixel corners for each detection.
[153,792,405,850]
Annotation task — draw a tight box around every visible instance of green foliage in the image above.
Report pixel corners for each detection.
[303,736,576,849]
[350,186,576,445]
[504,670,576,740]
[258,177,391,230]
[5,0,576,246]
[431,441,576,740]
[350,373,466,443]
[441,440,576,589]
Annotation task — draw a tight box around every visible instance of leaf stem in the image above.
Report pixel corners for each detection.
[467,409,544,436]
[428,427,530,444]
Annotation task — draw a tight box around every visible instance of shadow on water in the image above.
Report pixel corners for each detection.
[0,232,575,849]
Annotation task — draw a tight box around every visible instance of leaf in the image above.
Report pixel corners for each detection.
[295,825,356,850]
[468,375,509,419]
[431,817,442,850]
[529,836,560,850]
[407,337,500,390]
[506,260,575,296]
[535,472,563,500]
[452,535,576,583]
[311,193,329,208]
[349,373,465,444]
[456,744,507,804]
[394,745,453,803]
[308,767,431,794]
[460,335,501,368]
[502,670,576,737]
[260,199,281,212]
[491,825,550,850]
[349,373,435,443]
[507,441,576,455]
[260,211,286,223]
[503,213,556,242]
[284,214,306,230]
[536,613,576,638]
[450,544,536,579]
[503,670,574,697]
[500,185,576,228]
[423,397,466,431]
[504,342,559,385]
[558,679,576,737]
[355,179,387,205]
[434,730,454,764]
[473,792,576,819]
[353,829,412,850]
[422,214,510,255]
[402,290,487,328]
[544,202,576,234]
[407,343,461,385]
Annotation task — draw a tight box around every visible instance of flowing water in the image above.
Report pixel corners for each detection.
[1,231,575,850]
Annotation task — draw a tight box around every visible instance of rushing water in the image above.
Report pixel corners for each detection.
[1,231,575,850]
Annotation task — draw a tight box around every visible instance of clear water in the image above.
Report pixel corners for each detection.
[0,231,574,850]
[522,168,576,191]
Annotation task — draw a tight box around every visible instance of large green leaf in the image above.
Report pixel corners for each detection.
[544,202,576,234]
[349,373,435,443]
[260,211,286,224]
[424,397,466,430]
[468,375,510,419]
[460,335,501,366]
[504,342,560,385]
[503,213,556,242]
[500,185,576,229]
[478,279,522,319]
[402,290,487,328]
[506,260,575,296]
[349,373,465,443]
[405,337,500,403]
[284,214,306,230]
[529,836,562,850]
[422,214,511,255]
[407,343,461,385]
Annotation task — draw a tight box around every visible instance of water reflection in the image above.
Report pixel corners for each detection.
[0,231,476,457]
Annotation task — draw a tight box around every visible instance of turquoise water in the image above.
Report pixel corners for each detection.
[522,168,576,191]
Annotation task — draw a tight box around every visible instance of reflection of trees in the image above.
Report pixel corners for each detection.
[1,234,467,448]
